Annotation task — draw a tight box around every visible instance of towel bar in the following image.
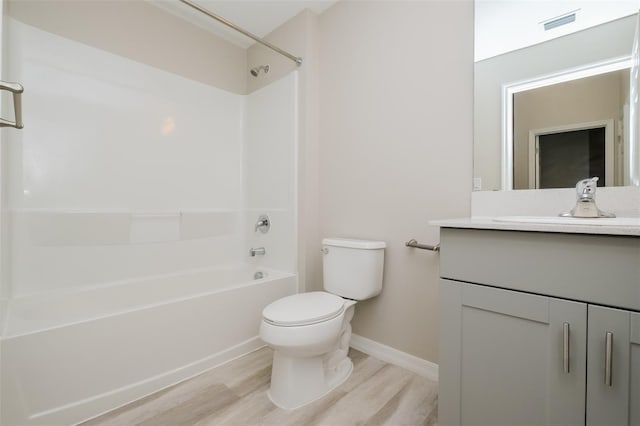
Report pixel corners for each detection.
[405,239,440,252]
[0,80,24,129]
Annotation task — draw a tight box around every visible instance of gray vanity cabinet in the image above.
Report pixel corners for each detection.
[438,227,640,426]
[440,280,587,426]
[586,306,640,426]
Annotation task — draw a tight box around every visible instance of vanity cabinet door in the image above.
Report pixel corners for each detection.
[587,306,640,426]
[440,279,587,426]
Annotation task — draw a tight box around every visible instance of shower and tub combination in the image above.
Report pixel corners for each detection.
[0,2,301,424]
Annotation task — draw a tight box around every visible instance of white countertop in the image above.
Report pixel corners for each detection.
[430,217,640,237]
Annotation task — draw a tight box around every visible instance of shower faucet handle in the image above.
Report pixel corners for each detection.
[254,214,270,233]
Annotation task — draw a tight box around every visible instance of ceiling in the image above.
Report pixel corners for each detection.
[151,0,338,48]
[475,0,640,61]
[151,0,639,61]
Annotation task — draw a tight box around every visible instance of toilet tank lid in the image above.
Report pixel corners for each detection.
[322,238,386,249]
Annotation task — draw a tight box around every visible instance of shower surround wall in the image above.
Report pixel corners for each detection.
[6,18,246,296]
[244,79,298,272]
[0,13,297,426]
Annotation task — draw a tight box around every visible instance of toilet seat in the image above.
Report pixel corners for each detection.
[263,292,345,327]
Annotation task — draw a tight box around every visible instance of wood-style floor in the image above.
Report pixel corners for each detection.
[82,348,438,426]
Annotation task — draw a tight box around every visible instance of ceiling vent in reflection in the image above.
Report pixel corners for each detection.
[542,11,577,31]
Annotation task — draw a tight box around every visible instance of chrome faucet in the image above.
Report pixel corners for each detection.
[560,177,615,218]
[254,214,270,233]
[249,247,266,257]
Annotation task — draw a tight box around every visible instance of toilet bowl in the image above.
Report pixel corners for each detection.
[259,238,385,410]
[260,292,356,409]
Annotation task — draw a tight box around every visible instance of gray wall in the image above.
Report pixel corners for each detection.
[317,0,473,362]
[249,0,474,363]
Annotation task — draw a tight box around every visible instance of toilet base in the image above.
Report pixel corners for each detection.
[267,351,353,410]
[262,300,357,410]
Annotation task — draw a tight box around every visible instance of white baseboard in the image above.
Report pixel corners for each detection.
[350,334,438,382]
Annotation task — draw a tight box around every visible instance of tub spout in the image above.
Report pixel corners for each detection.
[249,247,266,257]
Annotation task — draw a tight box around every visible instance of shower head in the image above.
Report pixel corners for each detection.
[250,65,270,77]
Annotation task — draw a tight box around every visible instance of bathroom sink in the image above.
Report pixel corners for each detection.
[493,216,640,227]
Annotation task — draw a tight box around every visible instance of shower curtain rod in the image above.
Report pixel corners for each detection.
[178,0,303,66]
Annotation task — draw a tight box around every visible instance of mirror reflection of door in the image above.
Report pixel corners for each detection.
[513,68,628,189]
[531,124,612,189]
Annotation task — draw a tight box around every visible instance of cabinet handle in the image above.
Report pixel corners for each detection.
[604,331,613,387]
[563,322,570,373]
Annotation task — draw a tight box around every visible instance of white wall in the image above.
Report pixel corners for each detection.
[318,1,473,362]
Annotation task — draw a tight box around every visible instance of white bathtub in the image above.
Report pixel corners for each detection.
[0,266,296,425]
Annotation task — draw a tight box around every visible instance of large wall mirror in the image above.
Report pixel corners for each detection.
[474,0,640,191]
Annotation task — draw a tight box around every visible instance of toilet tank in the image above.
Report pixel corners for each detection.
[322,238,386,300]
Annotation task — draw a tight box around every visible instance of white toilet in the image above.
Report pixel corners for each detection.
[259,237,385,410]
